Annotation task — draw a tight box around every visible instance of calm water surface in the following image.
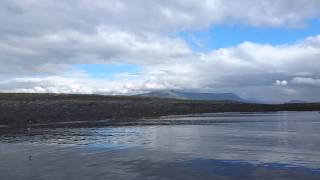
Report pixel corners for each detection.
[1,111,320,180]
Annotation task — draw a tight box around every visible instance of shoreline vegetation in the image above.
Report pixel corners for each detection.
[1,93,320,129]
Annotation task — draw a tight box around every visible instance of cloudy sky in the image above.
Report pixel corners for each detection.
[1,0,320,102]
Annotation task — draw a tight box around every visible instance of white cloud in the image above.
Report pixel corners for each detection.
[1,0,320,75]
[2,35,320,102]
[275,80,288,86]
[1,0,320,102]
[0,28,192,75]
[143,36,320,88]
[2,0,320,35]
[291,77,320,86]
[282,88,299,95]
[0,75,172,95]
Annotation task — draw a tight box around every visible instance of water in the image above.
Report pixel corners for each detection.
[1,111,320,180]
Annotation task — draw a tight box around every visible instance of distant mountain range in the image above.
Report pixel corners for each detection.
[137,90,247,102]
[285,100,308,104]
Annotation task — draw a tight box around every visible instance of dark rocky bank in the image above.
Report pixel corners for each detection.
[0,93,320,129]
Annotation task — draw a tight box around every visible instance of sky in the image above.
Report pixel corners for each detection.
[1,0,320,102]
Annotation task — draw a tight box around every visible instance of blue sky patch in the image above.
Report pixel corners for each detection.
[74,64,142,78]
[179,19,320,52]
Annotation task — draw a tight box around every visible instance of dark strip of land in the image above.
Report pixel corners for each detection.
[0,93,320,129]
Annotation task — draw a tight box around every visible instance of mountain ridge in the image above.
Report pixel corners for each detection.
[137,90,246,102]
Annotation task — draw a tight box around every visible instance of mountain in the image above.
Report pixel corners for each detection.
[286,100,308,104]
[137,90,245,102]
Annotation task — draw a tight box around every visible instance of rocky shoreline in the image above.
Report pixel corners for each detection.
[1,93,320,129]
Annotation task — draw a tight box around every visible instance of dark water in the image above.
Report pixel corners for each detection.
[1,111,320,180]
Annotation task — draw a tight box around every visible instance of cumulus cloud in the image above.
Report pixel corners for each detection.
[2,0,320,34]
[1,0,320,74]
[291,77,320,86]
[2,35,320,102]
[0,28,192,75]
[145,36,320,88]
[275,80,288,86]
[0,75,170,95]
[1,0,320,102]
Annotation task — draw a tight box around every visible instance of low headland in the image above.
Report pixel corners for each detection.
[0,93,320,129]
